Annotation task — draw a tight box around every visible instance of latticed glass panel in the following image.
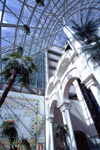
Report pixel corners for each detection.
[0,51,45,90]
[31,52,45,89]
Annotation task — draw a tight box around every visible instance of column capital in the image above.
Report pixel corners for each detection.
[58,100,70,112]
[48,115,54,123]
[45,96,49,101]
[82,74,98,89]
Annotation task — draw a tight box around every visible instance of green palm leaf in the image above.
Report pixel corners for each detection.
[0,121,31,150]
[0,121,18,145]
[0,47,37,107]
[1,48,37,87]
[19,138,31,150]
[17,46,23,54]
[81,34,100,66]
[24,55,32,61]
[31,62,37,71]
[54,123,69,137]
[1,57,10,62]
[71,9,100,43]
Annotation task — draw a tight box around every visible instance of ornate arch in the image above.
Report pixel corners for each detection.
[60,67,80,100]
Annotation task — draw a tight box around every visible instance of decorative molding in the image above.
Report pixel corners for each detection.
[49,115,54,123]
[58,100,70,112]
[45,96,49,101]
[82,74,98,89]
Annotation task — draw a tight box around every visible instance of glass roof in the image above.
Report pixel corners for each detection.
[0,0,100,57]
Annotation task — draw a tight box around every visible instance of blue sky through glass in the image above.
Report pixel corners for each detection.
[0,0,100,63]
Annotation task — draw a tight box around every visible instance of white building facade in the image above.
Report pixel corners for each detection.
[45,27,100,150]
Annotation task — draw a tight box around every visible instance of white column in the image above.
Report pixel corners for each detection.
[82,74,100,106]
[90,86,100,106]
[49,116,54,150]
[59,101,77,150]
[45,100,50,150]
[62,111,66,125]
[45,50,49,84]
[61,110,71,149]
[59,89,64,102]
[65,108,77,150]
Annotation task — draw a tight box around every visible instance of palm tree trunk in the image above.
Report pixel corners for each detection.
[64,135,67,147]
[60,136,64,150]
[0,70,16,107]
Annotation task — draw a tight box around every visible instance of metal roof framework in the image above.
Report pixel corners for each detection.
[0,1,100,140]
[0,0,100,92]
[0,0,100,58]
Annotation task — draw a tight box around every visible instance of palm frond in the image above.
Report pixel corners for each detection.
[91,17,100,28]
[71,20,81,31]
[1,57,10,62]
[1,49,37,88]
[54,123,60,129]
[27,66,32,74]
[31,62,38,71]
[18,66,30,87]
[0,69,11,81]
[81,34,100,65]
[71,9,99,43]
[24,55,32,62]
[23,55,38,71]
[0,121,18,144]
[17,46,23,54]
[19,138,31,150]
[54,123,68,137]
[4,51,22,60]
[85,9,92,26]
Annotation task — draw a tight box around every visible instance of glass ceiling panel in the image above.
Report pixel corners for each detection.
[6,0,22,15]
[0,2,3,10]
[0,0,100,90]
[2,27,16,39]
[3,11,18,24]
[1,38,10,47]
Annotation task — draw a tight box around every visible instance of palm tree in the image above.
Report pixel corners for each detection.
[0,121,31,150]
[0,46,37,107]
[54,123,69,150]
[0,121,18,149]
[19,138,31,150]
[71,9,100,66]
[71,9,100,43]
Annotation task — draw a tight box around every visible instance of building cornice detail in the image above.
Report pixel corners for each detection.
[82,74,98,89]
[58,100,70,112]
[48,115,54,123]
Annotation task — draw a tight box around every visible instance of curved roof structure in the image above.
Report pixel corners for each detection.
[0,0,100,92]
[1,0,100,56]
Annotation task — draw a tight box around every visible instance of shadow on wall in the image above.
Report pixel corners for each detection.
[69,100,97,136]
[70,113,92,136]
[53,108,63,149]
[74,130,90,150]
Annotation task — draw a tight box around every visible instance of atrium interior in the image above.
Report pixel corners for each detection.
[0,0,100,150]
